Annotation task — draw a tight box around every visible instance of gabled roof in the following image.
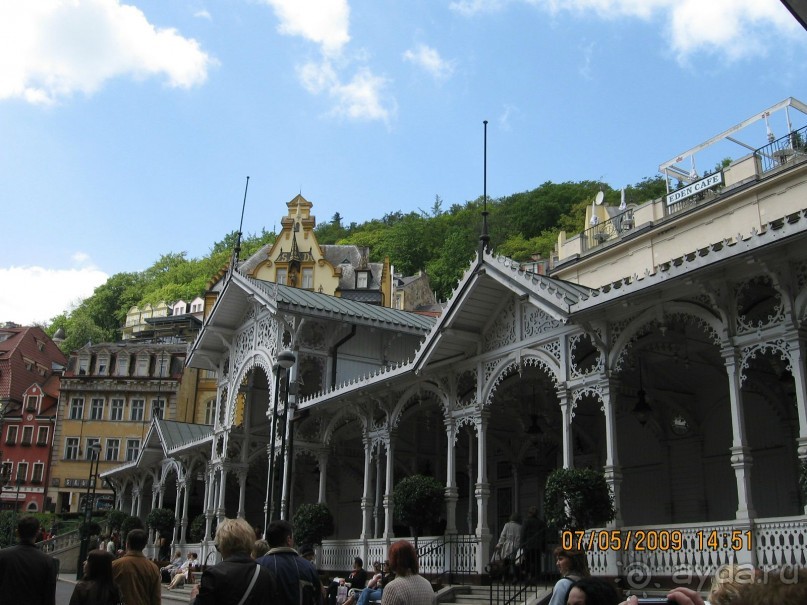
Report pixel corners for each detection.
[188,269,435,369]
[0,326,66,402]
[155,418,213,453]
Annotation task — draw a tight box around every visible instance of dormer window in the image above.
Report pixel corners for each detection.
[302,268,313,289]
[356,270,370,289]
[26,395,38,412]
[276,269,288,285]
[78,356,90,375]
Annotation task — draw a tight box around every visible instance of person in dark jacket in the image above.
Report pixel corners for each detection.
[0,515,58,605]
[256,520,321,605]
[69,549,122,605]
[190,517,278,605]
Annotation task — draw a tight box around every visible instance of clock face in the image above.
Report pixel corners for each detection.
[672,415,689,435]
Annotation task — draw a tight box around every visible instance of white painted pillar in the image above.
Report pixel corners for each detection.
[444,418,458,534]
[383,435,395,539]
[361,437,373,540]
[237,469,247,519]
[374,446,383,538]
[558,388,574,469]
[723,348,756,521]
[180,479,191,543]
[217,465,228,524]
[787,337,807,514]
[475,412,491,574]
[317,452,328,504]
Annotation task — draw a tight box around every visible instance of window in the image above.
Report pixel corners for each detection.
[31,463,43,484]
[125,439,140,462]
[6,425,17,445]
[130,399,144,421]
[116,355,129,376]
[111,399,124,421]
[302,268,314,289]
[86,438,100,460]
[106,438,120,462]
[276,268,287,285]
[136,355,150,377]
[97,356,109,375]
[91,398,105,420]
[78,356,90,375]
[156,354,169,377]
[202,369,217,380]
[65,437,79,460]
[36,426,48,446]
[357,271,369,289]
[16,462,27,483]
[70,398,84,420]
[151,399,165,420]
[204,400,216,425]
[26,395,39,411]
[21,426,33,446]
[1,462,12,480]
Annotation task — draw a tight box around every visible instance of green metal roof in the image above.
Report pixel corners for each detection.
[246,277,436,332]
[155,418,212,451]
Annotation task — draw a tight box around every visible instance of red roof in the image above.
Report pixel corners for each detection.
[0,326,66,405]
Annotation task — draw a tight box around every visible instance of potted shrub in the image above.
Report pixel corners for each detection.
[292,503,334,546]
[392,474,444,548]
[543,468,615,532]
[146,507,176,542]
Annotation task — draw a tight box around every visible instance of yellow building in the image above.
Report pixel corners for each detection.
[239,194,393,305]
[48,342,199,513]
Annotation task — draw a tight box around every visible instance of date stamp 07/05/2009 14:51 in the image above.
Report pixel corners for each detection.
[560,529,754,553]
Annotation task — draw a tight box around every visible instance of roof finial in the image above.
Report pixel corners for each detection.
[479,120,490,257]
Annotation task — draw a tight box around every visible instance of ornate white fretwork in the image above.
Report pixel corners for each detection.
[569,333,604,379]
[522,304,561,338]
[257,318,278,358]
[233,325,255,372]
[484,296,516,352]
[740,340,792,384]
[736,276,785,334]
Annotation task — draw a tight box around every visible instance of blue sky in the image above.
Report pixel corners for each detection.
[1,0,806,325]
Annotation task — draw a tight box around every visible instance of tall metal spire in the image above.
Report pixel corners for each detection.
[478,120,490,257]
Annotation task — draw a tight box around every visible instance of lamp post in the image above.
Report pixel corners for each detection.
[76,442,101,579]
[264,350,295,532]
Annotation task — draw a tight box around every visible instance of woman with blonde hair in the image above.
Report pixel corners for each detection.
[189,518,278,605]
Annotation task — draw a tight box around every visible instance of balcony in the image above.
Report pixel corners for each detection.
[755,124,807,173]
[581,209,635,253]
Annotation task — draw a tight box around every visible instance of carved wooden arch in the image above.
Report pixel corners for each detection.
[160,458,184,486]
[610,302,723,373]
[224,352,274,428]
[481,350,561,408]
[390,381,449,427]
[322,406,368,445]
[740,340,792,385]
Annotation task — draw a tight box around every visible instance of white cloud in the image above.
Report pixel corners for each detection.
[260,0,350,56]
[403,44,456,80]
[271,1,393,123]
[0,1,215,105]
[0,264,108,326]
[194,9,212,21]
[450,0,801,62]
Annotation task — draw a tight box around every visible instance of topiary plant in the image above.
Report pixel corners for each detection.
[392,474,444,547]
[146,507,176,540]
[544,468,615,531]
[292,503,334,546]
[106,509,127,533]
[120,514,145,543]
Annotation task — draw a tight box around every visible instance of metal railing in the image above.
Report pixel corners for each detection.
[417,533,478,586]
[582,209,635,253]
[755,125,807,174]
[488,528,553,605]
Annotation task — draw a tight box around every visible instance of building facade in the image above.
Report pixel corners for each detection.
[48,342,199,513]
[0,326,66,512]
[105,100,807,580]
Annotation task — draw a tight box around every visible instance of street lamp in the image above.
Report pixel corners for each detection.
[76,442,101,579]
[264,350,295,533]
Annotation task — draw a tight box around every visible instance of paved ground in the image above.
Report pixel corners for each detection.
[57,573,194,604]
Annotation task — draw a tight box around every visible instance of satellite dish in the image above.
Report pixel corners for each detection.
[595,191,605,205]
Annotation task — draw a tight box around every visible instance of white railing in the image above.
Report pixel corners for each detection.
[582,517,807,578]
[320,535,479,576]
[39,529,81,554]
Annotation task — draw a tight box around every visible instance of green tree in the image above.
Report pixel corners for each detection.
[543,468,615,532]
[106,509,127,533]
[392,474,444,547]
[292,503,334,546]
[146,507,176,539]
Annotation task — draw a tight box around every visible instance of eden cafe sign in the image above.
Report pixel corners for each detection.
[666,172,723,206]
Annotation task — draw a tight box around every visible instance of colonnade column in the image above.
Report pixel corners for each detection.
[180,479,191,544]
[601,379,623,575]
[361,437,374,540]
[722,348,757,521]
[558,388,573,469]
[130,486,139,516]
[217,465,228,524]
[474,412,491,573]
[135,483,143,517]
[149,485,159,545]
[787,336,807,513]
[374,446,383,538]
[383,434,395,539]
[237,468,248,519]
[203,467,215,542]
[444,418,458,534]
[317,452,328,504]
[172,484,182,546]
